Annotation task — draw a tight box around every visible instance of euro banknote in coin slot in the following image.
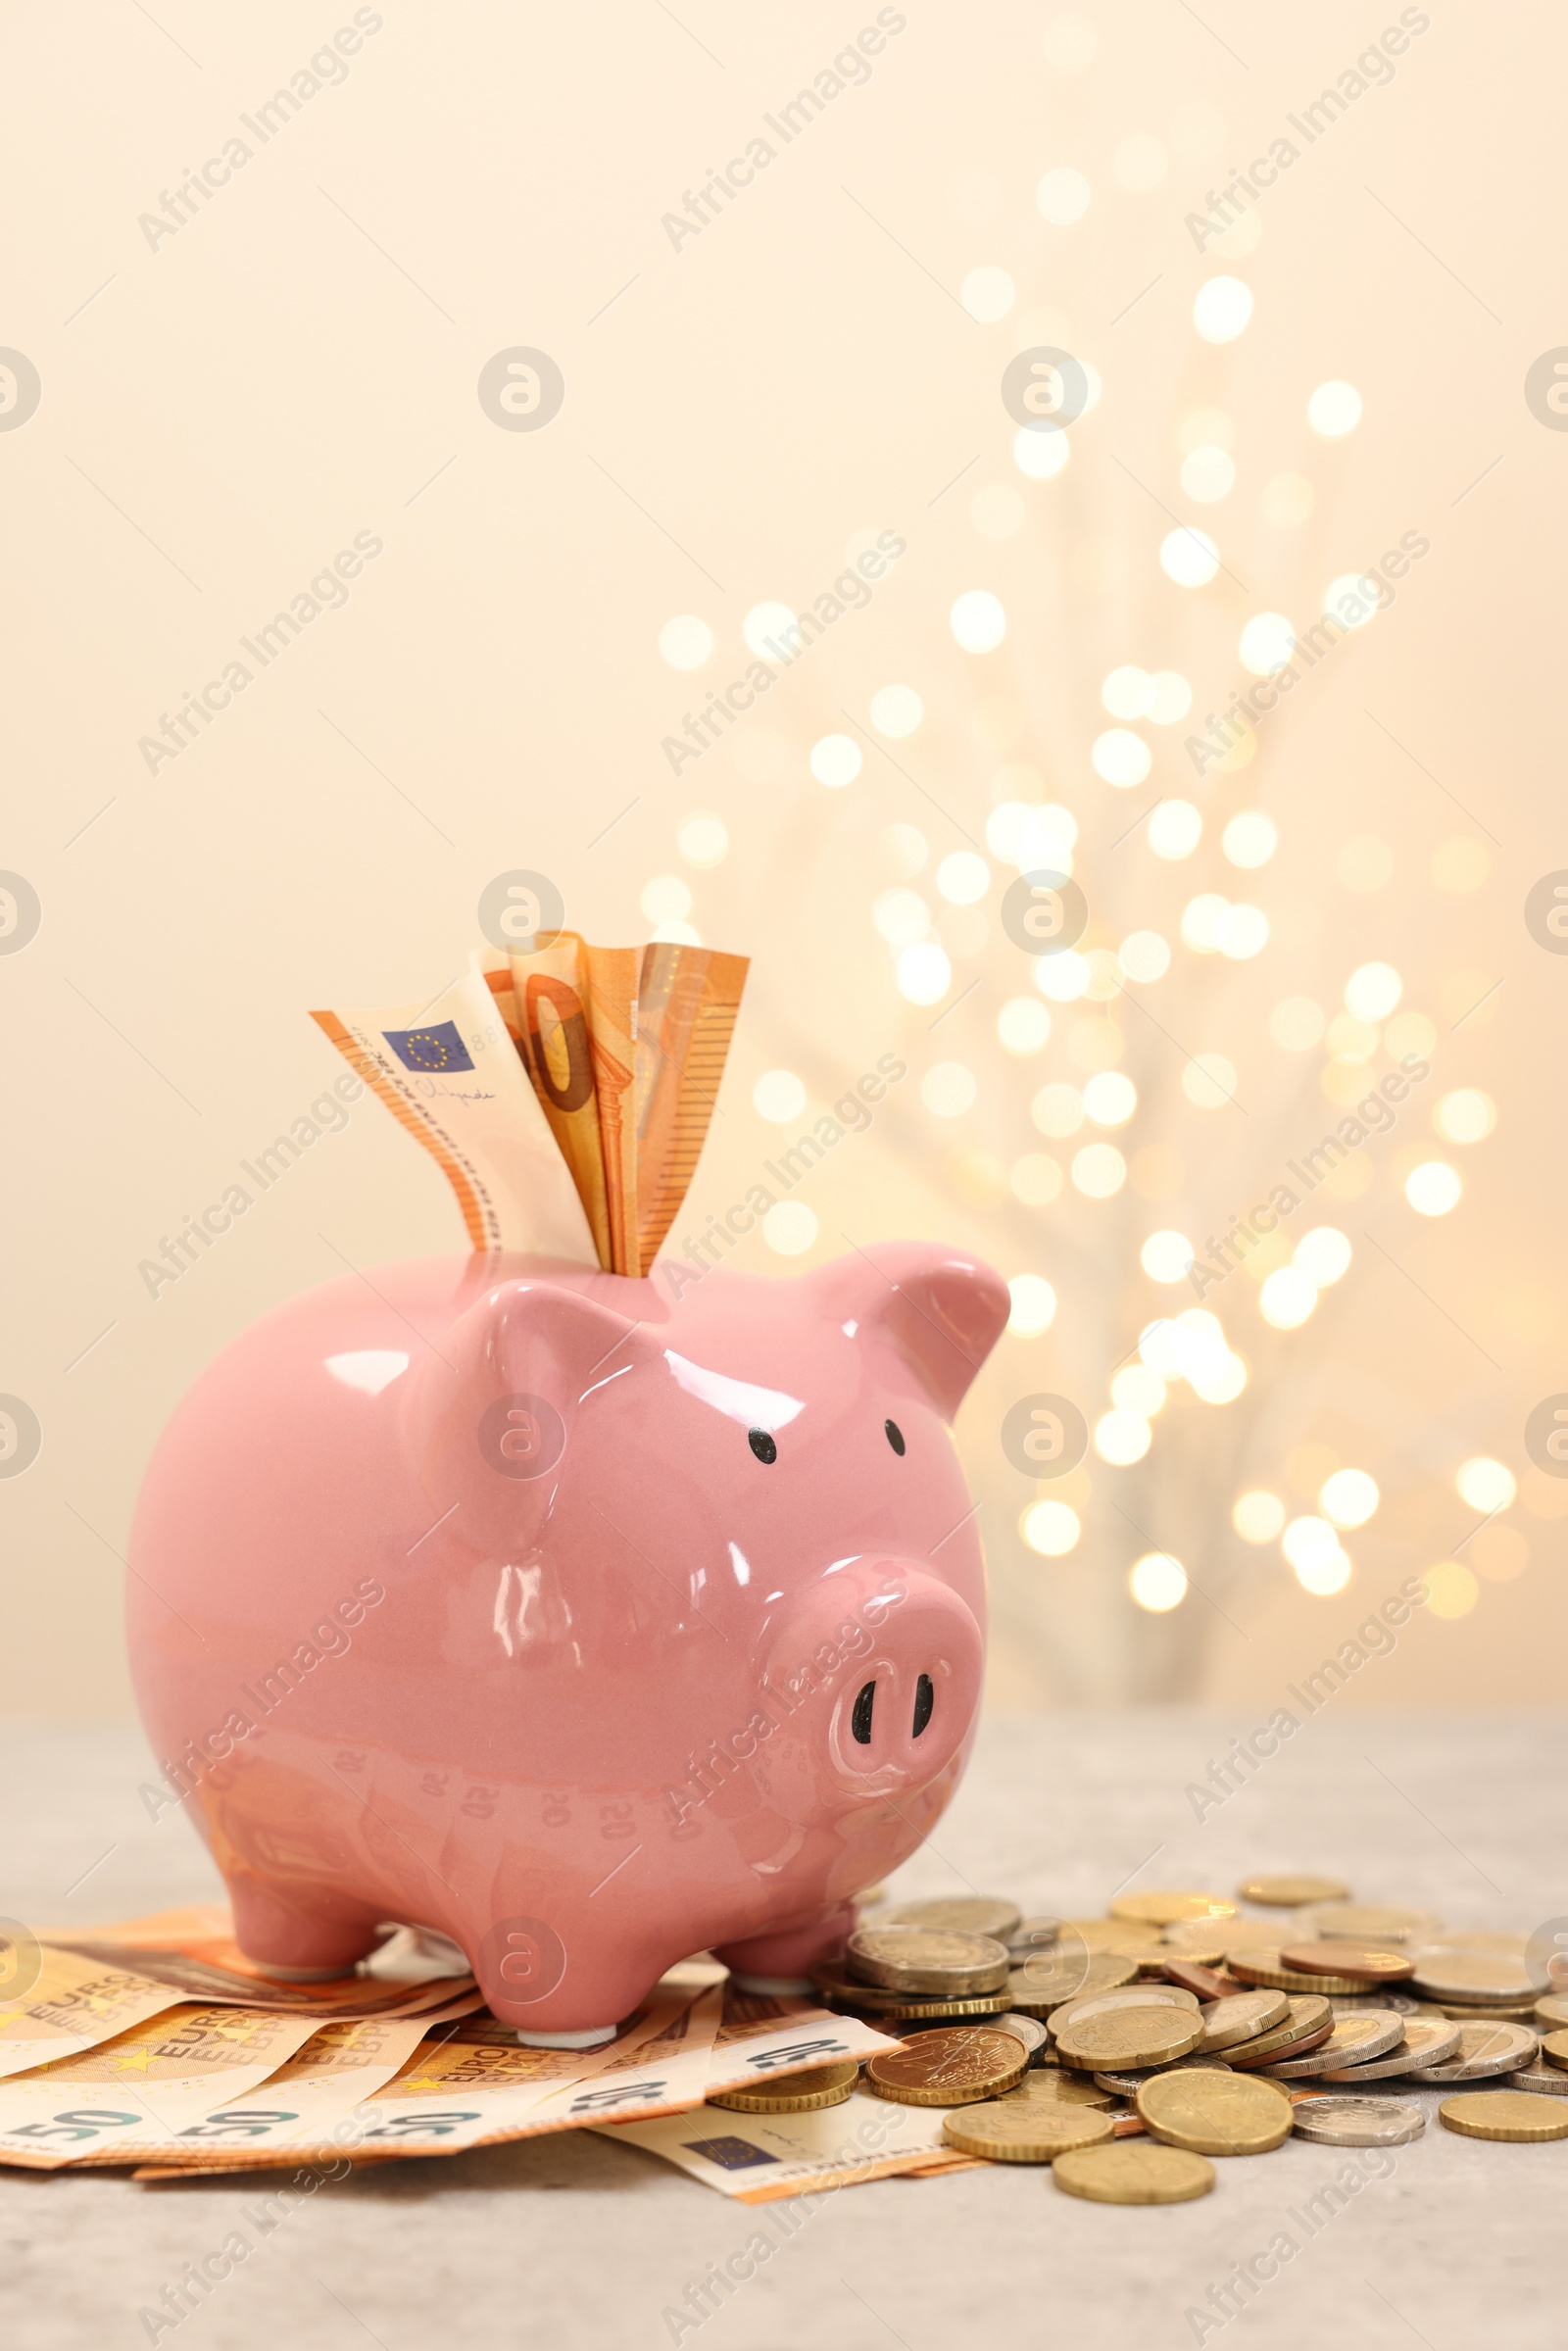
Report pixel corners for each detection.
[313,931,747,1272]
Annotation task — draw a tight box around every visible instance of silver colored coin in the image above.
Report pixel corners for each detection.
[1291,2096,1426,2147]
[1317,2017,1461,2081]
[1411,1964,1538,2004]
[992,2011,1049,2059]
[881,1897,1022,1941]
[1406,2020,1540,2082]
[1506,2057,1568,2100]
[1048,1984,1200,2039]
[1331,1990,1442,2019]
[847,1926,1011,1993]
[1091,2054,1230,2097]
[1006,1917,1063,1957]
[1260,2010,1406,2078]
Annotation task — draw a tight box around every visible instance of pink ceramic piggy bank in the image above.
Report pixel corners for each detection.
[128,1244,1007,2042]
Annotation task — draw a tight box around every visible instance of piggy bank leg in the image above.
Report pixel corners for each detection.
[514,2025,618,2049]
[471,1931,657,2047]
[226,1872,383,1980]
[711,1901,858,1994]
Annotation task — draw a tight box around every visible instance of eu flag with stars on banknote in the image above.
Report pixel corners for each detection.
[381,1022,475,1073]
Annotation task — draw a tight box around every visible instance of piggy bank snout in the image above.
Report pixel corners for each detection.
[767,1562,982,1795]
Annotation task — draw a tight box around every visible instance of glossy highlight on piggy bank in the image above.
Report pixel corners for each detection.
[127,1243,1008,2042]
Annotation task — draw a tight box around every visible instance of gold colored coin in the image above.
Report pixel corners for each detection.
[1296,1903,1443,1946]
[1111,1890,1237,1927]
[1223,1994,1334,2069]
[1137,2069,1294,2156]
[847,1927,1011,1995]
[1238,1874,1348,1908]
[881,1896,1022,1941]
[1053,2141,1216,2204]
[942,2102,1115,2162]
[1540,2030,1568,2072]
[1537,1995,1568,2033]
[811,1969,1007,2021]
[1170,1915,1284,1955]
[1198,1989,1290,2052]
[1054,2007,1202,2072]
[864,2026,1029,2106]
[710,2061,859,2112]
[1228,1949,1380,1996]
[1004,2072,1114,2111]
[1058,1918,1168,1956]
[1006,1952,1139,2015]
[1440,2091,1568,2143]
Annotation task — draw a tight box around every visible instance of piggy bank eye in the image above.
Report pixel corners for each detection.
[884,1420,906,1455]
[748,1429,777,1464]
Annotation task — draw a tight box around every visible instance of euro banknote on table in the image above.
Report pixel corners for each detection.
[41,1907,476,2024]
[0,2005,326,2168]
[0,1942,191,2083]
[0,1909,913,2190]
[596,2089,981,2201]
[313,932,747,1272]
[124,1991,905,2180]
[82,2012,445,2172]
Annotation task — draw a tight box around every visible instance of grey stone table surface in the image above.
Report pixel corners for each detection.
[4,1711,1568,2351]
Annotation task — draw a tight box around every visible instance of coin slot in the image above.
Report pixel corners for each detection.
[912,1673,934,1738]
[851,1681,876,1744]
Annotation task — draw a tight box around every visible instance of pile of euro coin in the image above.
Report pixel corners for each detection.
[728,1876,1568,2204]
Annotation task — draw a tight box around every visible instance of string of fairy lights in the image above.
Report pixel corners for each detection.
[636,12,1509,1643]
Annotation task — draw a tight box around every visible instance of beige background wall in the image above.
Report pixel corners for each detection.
[3,0,1563,1717]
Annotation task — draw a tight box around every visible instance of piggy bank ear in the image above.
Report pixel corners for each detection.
[808,1244,1010,1422]
[404,1281,649,1549]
